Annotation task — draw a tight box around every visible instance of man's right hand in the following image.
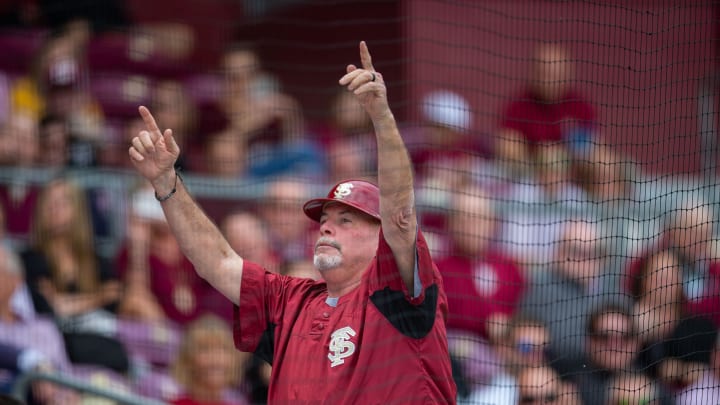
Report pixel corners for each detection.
[128,106,180,191]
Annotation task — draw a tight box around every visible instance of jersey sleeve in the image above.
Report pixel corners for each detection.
[368,228,445,339]
[370,228,439,306]
[232,261,315,355]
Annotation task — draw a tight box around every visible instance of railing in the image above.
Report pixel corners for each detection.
[0,164,716,263]
[11,370,167,405]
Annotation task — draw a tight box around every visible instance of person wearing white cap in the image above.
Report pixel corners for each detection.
[128,41,456,403]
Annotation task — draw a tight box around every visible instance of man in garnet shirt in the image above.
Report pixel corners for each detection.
[437,186,525,341]
[498,43,596,159]
[128,42,457,403]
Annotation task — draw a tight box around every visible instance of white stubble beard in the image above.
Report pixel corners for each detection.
[314,252,343,272]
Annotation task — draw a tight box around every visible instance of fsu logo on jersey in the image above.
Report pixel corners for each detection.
[333,182,354,200]
[328,326,356,367]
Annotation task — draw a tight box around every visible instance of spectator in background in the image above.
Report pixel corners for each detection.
[312,89,376,183]
[519,219,621,375]
[630,248,718,395]
[405,90,487,224]
[257,177,316,266]
[19,178,129,373]
[36,113,97,169]
[116,183,169,323]
[497,43,596,160]
[572,143,636,204]
[499,315,553,373]
[574,304,646,405]
[37,114,69,168]
[458,315,552,405]
[0,244,76,404]
[437,185,525,341]
[632,249,688,360]
[151,80,200,172]
[626,201,720,326]
[528,144,588,205]
[0,111,39,167]
[11,28,104,154]
[407,90,488,187]
[10,23,102,169]
[98,115,144,169]
[207,43,325,179]
[220,211,281,275]
[501,144,588,267]
[116,184,231,325]
[569,142,660,271]
[21,177,120,325]
[170,314,250,405]
[203,132,247,178]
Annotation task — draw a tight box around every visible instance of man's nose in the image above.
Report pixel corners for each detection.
[320,221,334,236]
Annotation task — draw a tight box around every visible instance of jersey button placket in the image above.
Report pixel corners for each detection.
[309,310,331,339]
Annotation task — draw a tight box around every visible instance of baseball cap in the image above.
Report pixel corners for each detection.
[421,90,471,131]
[303,179,380,222]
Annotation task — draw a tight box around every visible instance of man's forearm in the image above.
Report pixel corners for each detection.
[374,113,415,219]
[152,173,243,303]
[373,112,417,289]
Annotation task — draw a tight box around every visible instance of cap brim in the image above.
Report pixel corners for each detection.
[302,198,380,222]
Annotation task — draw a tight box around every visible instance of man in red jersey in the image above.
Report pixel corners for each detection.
[128,41,457,404]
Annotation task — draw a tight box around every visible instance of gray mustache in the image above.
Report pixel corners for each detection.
[315,237,341,252]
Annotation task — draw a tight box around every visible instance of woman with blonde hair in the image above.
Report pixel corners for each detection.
[21,177,127,372]
[171,314,250,405]
[22,177,120,319]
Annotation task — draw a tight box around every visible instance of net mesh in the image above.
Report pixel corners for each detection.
[0,0,718,404]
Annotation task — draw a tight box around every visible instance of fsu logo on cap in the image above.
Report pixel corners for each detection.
[302,179,381,222]
[333,182,354,199]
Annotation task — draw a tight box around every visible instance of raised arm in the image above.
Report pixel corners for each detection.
[128,106,243,305]
[339,41,417,292]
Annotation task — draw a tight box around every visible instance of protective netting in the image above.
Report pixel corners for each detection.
[0,0,718,404]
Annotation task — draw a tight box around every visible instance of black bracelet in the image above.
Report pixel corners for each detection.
[154,171,182,202]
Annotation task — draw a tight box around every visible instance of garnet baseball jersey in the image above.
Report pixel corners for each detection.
[501,89,596,144]
[437,250,525,338]
[233,229,457,404]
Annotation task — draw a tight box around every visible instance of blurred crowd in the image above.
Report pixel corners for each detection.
[0,5,718,405]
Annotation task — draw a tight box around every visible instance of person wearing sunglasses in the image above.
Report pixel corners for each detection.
[575,304,642,405]
[457,315,562,405]
[519,219,621,376]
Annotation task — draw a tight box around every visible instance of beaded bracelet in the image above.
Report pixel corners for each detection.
[154,171,182,202]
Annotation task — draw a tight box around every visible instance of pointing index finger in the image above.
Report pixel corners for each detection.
[138,106,162,138]
[359,41,374,72]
